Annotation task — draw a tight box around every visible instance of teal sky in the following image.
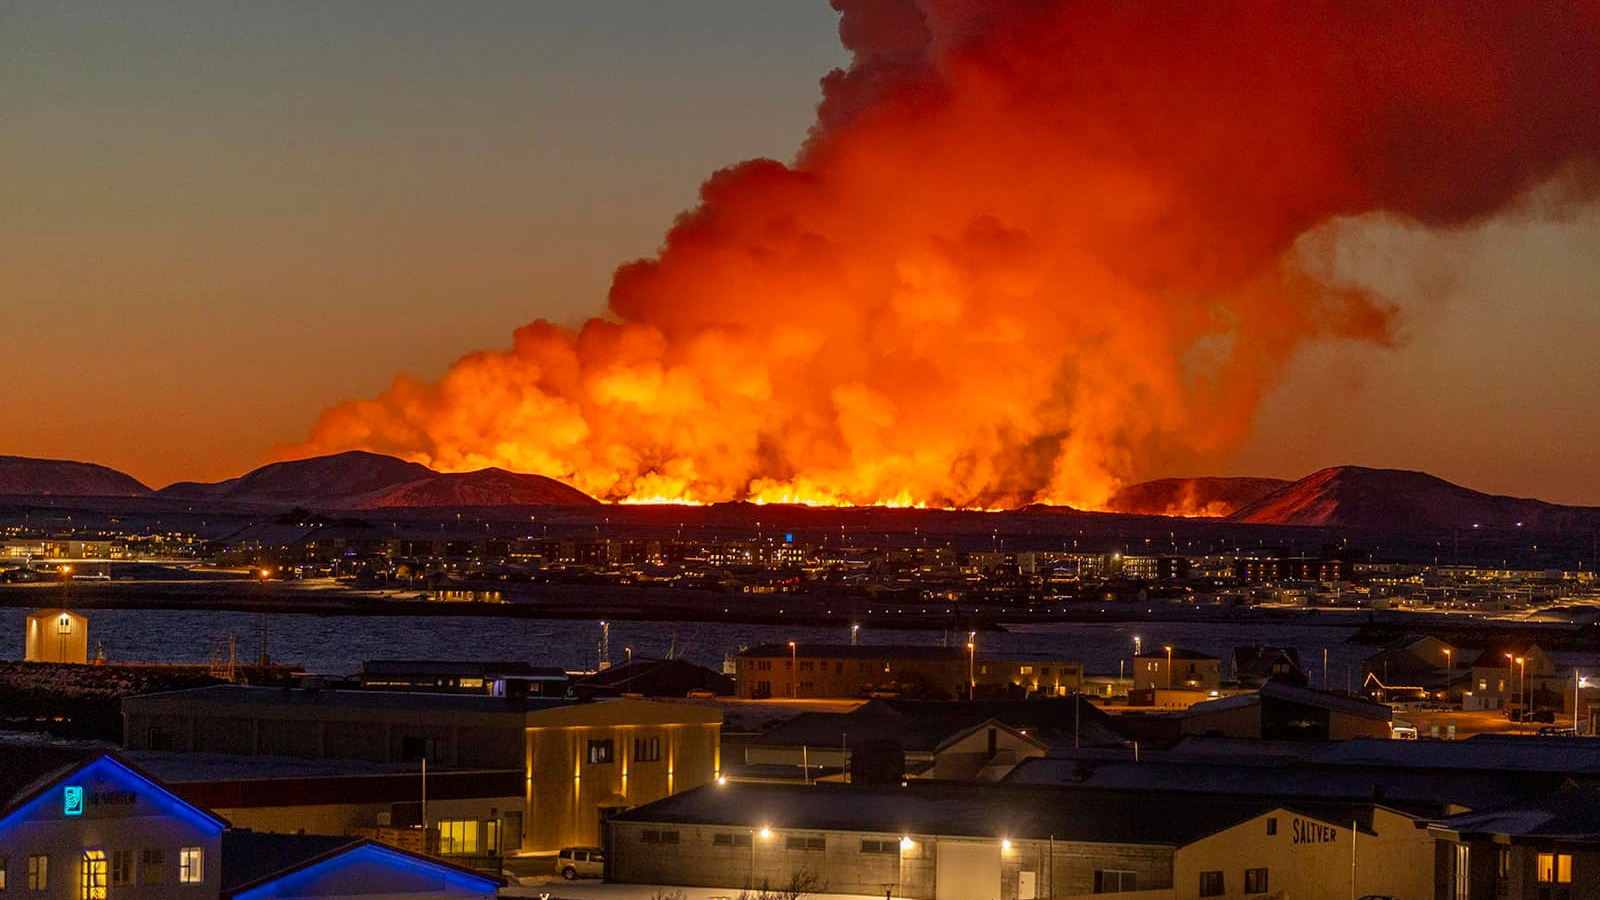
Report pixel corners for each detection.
[4,2,1599,504]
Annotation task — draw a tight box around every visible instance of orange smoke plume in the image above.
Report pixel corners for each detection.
[290,0,1600,508]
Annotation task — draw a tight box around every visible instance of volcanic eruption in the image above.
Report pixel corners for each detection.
[289,0,1600,509]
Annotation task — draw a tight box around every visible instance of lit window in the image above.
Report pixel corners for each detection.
[438,819,479,855]
[1537,852,1572,883]
[28,855,48,891]
[81,850,107,899]
[587,739,615,764]
[179,847,203,884]
[0,854,6,890]
[634,736,661,762]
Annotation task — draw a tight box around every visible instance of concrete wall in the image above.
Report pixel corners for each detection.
[1175,808,1432,900]
[524,719,720,852]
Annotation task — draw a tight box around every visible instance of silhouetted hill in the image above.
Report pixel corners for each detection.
[0,456,150,497]
[1226,466,1600,530]
[156,451,598,509]
[158,451,432,506]
[1103,477,1291,518]
[350,467,599,508]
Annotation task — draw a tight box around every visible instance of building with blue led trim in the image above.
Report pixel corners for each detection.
[0,749,501,899]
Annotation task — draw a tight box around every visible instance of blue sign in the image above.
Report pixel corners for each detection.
[785,533,793,543]
[63,785,84,817]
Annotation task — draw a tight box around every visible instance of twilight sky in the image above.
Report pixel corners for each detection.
[4,2,1599,504]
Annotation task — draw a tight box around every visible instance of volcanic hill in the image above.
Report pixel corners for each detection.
[1226,466,1600,530]
[0,455,150,497]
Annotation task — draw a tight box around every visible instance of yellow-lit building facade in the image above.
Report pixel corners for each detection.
[525,699,721,852]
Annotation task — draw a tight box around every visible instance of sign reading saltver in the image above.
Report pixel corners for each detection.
[63,785,84,817]
[1291,818,1337,844]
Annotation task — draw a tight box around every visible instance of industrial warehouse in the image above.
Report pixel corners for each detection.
[605,781,1436,900]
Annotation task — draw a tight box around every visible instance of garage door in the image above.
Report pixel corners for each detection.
[935,840,1001,900]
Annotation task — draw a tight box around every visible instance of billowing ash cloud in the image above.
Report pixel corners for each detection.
[288,0,1600,508]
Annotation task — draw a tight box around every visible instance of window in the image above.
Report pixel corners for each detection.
[438,820,479,855]
[1266,817,1277,835]
[0,855,6,890]
[111,851,133,886]
[860,839,898,854]
[1199,871,1224,897]
[634,736,661,762]
[82,850,107,899]
[28,855,47,891]
[1537,852,1573,883]
[587,739,615,764]
[140,849,165,884]
[1019,666,1034,675]
[179,847,203,884]
[799,661,814,671]
[785,835,825,851]
[640,830,679,845]
[1244,868,1269,893]
[713,833,753,848]
[1498,847,1510,880]
[1093,870,1136,893]
[1453,845,1470,900]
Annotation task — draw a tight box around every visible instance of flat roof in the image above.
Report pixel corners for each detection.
[611,782,1376,846]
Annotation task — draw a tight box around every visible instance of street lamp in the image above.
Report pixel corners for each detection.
[788,641,797,699]
[967,634,977,695]
[1443,649,1453,702]
[1516,657,1527,716]
[1165,646,1174,690]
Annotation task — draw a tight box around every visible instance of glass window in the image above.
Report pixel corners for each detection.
[1093,870,1136,893]
[1266,817,1277,835]
[140,849,165,884]
[81,850,107,900]
[1244,868,1269,893]
[179,847,203,884]
[438,820,479,855]
[110,851,132,886]
[785,835,824,851]
[1199,871,1224,896]
[1453,845,1470,900]
[587,739,614,764]
[1537,852,1573,883]
[0,855,6,890]
[634,736,661,762]
[641,830,679,845]
[28,855,48,891]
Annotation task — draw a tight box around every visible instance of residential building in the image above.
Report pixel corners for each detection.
[1465,643,1559,712]
[973,659,1083,698]
[1426,787,1600,900]
[24,609,88,665]
[735,644,968,699]
[1133,648,1222,693]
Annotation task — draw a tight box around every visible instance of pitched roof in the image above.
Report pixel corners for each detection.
[220,832,504,897]
[0,749,229,831]
[1428,786,1600,843]
[1135,648,1219,662]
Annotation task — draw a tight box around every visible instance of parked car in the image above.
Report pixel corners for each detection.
[556,847,605,880]
[1390,724,1418,740]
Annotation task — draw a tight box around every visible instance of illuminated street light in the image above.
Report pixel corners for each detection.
[788,641,797,699]
[1165,645,1174,691]
[900,836,913,851]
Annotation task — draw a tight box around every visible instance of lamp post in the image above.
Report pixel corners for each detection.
[1516,657,1527,719]
[967,633,977,696]
[1165,646,1174,691]
[1443,649,1453,703]
[788,641,797,699]
[1576,671,1585,736]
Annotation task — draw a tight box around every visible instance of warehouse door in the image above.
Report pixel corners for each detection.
[935,840,1001,900]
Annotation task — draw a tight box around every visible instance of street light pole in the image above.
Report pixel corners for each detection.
[1165,646,1173,691]
[1443,649,1453,704]
[788,641,797,699]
